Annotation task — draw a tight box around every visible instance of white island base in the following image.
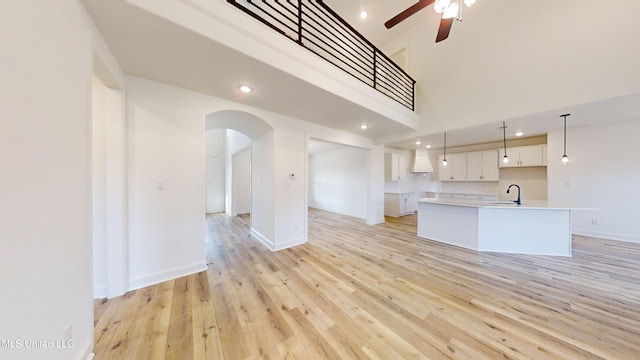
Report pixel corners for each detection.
[417,199,592,257]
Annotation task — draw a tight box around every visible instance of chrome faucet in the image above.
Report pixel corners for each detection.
[507,184,521,205]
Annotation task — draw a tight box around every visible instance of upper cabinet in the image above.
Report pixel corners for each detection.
[438,153,467,181]
[466,150,499,181]
[498,145,547,168]
[385,153,408,181]
[438,150,499,182]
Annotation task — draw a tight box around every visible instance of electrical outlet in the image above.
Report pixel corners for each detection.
[591,219,599,225]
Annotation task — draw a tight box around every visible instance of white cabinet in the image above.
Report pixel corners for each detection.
[438,151,498,181]
[385,153,408,181]
[384,193,416,217]
[466,150,499,181]
[437,153,467,181]
[499,145,547,168]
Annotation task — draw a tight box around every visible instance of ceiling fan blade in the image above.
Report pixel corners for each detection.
[385,0,435,29]
[435,17,454,42]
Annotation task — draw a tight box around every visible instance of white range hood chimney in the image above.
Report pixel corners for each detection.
[411,149,434,173]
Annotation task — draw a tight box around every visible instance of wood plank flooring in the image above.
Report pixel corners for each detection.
[94,209,640,359]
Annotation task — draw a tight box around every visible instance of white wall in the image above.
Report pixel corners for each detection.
[273,129,307,249]
[205,129,226,213]
[126,76,383,255]
[231,147,251,215]
[366,145,386,225]
[126,77,208,290]
[225,129,251,216]
[92,76,108,298]
[0,1,96,359]
[250,131,276,244]
[548,119,640,243]
[92,76,128,300]
[309,147,368,219]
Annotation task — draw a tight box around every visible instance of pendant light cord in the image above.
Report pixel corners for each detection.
[563,116,567,155]
[561,113,570,156]
[502,121,507,155]
[443,132,447,159]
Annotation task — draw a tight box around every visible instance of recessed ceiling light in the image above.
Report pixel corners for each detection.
[415,140,421,145]
[239,85,252,93]
[360,10,368,19]
[426,145,431,149]
[515,131,524,137]
[360,124,368,130]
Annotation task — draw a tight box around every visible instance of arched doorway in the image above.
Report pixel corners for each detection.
[205,110,273,244]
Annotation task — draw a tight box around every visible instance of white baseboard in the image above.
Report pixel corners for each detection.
[273,237,307,251]
[573,229,640,244]
[250,228,307,251]
[367,217,385,225]
[127,261,208,291]
[250,228,274,250]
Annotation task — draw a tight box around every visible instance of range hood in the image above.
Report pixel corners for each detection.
[411,149,434,173]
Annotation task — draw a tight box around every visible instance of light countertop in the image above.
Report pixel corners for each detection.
[418,198,598,211]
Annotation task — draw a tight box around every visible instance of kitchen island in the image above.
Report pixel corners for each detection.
[417,199,596,256]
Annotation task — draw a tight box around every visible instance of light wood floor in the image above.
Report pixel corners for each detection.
[94,209,640,359]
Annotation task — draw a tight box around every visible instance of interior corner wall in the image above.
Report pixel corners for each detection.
[225,129,252,216]
[93,77,128,301]
[231,148,252,215]
[205,129,226,213]
[367,145,386,225]
[250,131,276,247]
[273,128,307,250]
[92,76,108,299]
[1,1,95,359]
[126,76,208,290]
[547,119,640,243]
[309,147,368,219]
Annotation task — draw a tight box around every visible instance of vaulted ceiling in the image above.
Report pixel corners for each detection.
[84,0,640,149]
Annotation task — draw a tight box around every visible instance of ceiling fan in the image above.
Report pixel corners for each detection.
[385,0,477,42]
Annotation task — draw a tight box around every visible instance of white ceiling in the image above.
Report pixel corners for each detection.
[327,0,640,149]
[385,92,640,149]
[82,0,416,140]
[83,0,640,150]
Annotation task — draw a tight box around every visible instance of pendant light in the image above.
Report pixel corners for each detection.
[442,132,447,167]
[561,113,570,165]
[501,121,509,164]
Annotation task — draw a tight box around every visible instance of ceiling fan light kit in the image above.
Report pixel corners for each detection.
[434,0,451,14]
[385,0,479,42]
[442,2,459,19]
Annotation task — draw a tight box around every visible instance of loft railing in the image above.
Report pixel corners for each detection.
[227,0,416,110]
